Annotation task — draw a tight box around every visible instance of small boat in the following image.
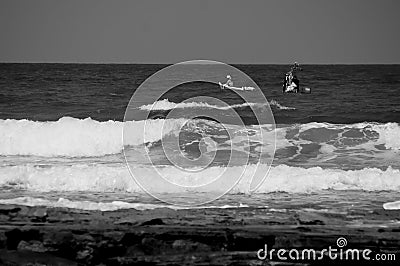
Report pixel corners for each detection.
[283,76,311,94]
[284,85,311,94]
[218,82,255,91]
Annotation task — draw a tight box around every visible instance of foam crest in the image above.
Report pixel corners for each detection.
[371,123,400,150]
[0,197,249,211]
[0,117,186,157]
[0,118,399,158]
[1,163,399,193]
[138,99,295,111]
[383,200,400,210]
[269,100,296,110]
[295,122,400,151]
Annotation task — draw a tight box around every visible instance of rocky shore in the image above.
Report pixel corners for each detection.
[0,203,399,265]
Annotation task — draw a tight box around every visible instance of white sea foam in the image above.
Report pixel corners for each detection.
[269,100,296,110]
[0,163,399,194]
[138,99,295,111]
[0,196,249,211]
[309,122,400,151]
[0,117,186,157]
[383,200,400,210]
[0,118,399,157]
[371,123,400,151]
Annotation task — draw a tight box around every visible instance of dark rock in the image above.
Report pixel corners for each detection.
[125,244,146,256]
[0,249,78,266]
[141,237,163,255]
[227,232,274,252]
[0,205,21,216]
[141,218,165,226]
[76,246,94,261]
[32,208,48,222]
[17,240,48,253]
[172,239,211,252]
[120,232,143,246]
[294,212,327,225]
[95,240,126,262]
[5,228,22,249]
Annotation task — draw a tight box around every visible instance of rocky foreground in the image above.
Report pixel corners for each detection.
[0,204,399,265]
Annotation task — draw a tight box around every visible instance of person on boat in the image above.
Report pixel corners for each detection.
[224,75,234,87]
[283,72,290,92]
[290,62,302,75]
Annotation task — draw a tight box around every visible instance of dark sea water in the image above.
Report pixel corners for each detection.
[0,63,399,211]
[1,63,399,123]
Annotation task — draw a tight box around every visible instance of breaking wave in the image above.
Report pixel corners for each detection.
[138,99,295,111]
[0,163,399,194]
[0,118,399,157]
[0,117,187,157]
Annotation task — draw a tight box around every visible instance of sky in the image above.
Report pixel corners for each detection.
[0,0,399,64]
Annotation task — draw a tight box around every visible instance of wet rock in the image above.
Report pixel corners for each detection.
[17,240,48,253]
[294,212,326,225]
[95,240,126,260]
[228,232,273,252]
[0,250,78,266]
[120,232,144,247]
[172,239,211,252]
[141,237,164,254]
[73,233,95,243]
[4,228,44,250]
[125,244,146,256]
[76,246,94,261]
[0,205,21,216]
[5,228,22,249]
[32,208,48,222]
[141,218,164,226]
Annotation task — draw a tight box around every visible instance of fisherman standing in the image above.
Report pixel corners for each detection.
[283,62,302,93]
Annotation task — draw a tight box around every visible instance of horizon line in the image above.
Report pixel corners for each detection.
[1,61,399,65]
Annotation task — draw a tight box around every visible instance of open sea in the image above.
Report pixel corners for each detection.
[0,63,399,216]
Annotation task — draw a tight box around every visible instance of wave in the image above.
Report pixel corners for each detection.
[295,121,400,151]
[269,100,296,110]
[1,163,399,194]
[138,99,295,111]
[0,117,187,157]
[0,117,399,157]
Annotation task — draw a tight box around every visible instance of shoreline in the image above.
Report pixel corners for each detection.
[0,203,399,265]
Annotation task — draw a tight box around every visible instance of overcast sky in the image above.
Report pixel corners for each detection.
[0,0,399,64]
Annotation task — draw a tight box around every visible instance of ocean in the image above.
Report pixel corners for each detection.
[0,63,399,214]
